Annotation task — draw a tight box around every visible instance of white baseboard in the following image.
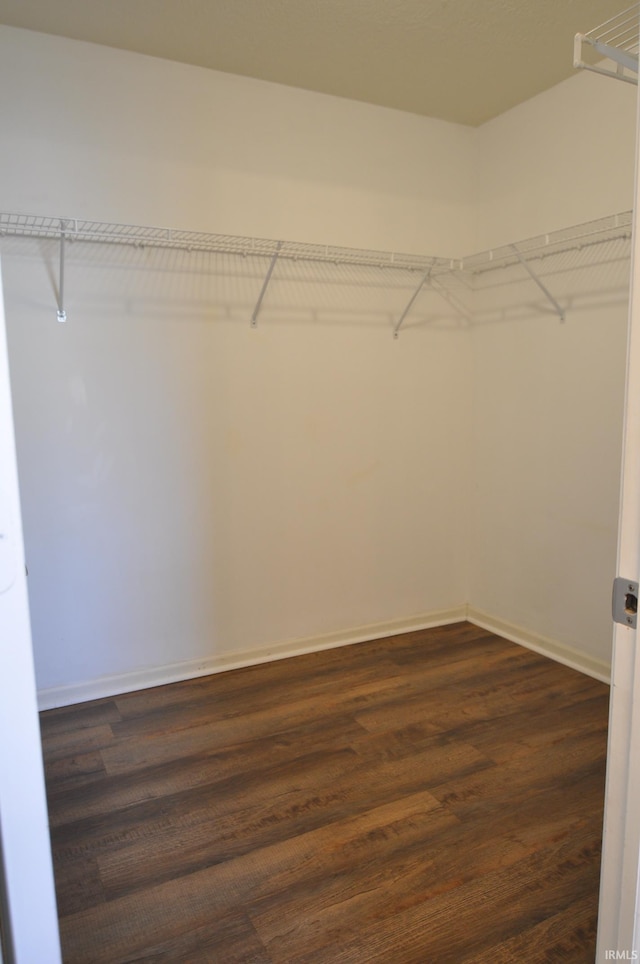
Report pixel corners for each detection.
[38,604,611,710]
[37,605,468,710]
[466,607,611,684]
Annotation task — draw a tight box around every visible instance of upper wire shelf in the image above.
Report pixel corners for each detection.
[461,211,633,275]
[0,212,452,274]
[1,210,632,278]
[0,209,634,331]
[574,3,639,84]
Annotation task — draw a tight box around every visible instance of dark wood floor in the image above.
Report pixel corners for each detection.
[40,622,609,963]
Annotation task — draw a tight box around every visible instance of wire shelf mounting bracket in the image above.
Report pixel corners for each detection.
[574,4,639,84]
[510,244,566,322]
[56,219,69,322]
[393,270,430,339]
[250,241,283,328]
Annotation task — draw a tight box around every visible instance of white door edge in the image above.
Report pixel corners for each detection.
[597,79,640,962]
[0,257,61,962]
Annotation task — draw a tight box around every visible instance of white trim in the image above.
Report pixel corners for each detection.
[466,607,611,684]
[37,606,468,709]
[0,259,61,961]
[596,64,640,957]
[38,605,613,710]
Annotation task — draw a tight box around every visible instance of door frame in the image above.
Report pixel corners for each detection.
[0,259,61,962]
[596,79,640,962]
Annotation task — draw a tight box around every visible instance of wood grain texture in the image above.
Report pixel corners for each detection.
[41,622,609,962]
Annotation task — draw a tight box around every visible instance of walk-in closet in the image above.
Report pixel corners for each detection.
[1,3,640,961]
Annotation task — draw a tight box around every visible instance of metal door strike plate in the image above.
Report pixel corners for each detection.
[613,577,639,628]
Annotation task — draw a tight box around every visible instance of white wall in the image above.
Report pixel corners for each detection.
[5,243,471,695]
[0,27,473,699]
[0,24,636,698]
[468,255,630,667]
[474,68,637,250]
[0,26,476,257]
[469,69,636,667]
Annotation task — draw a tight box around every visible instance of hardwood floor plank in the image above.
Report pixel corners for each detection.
[40,722,116,764]
[45,714,368,828]
[40,698,122,736]
[429,728,606,821]
[355,657,603,737]
[462,892,599,963]
[117,910,270,964]
[53,855,106,918]
[44,749,106,792]
[438,691,608,759]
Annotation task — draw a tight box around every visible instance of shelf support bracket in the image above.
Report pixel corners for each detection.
[57,221,67,322]
[393,270,430,339]
[250,241,283,328]
[510,244,565,321]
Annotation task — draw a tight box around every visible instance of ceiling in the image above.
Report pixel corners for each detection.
[0,0,629,126]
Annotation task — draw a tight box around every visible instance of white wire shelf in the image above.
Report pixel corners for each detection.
[0,209,634,330]
[574,4,639,84]
[3,210,631,278]
[461,211,633,275]
[0,213,452,274]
